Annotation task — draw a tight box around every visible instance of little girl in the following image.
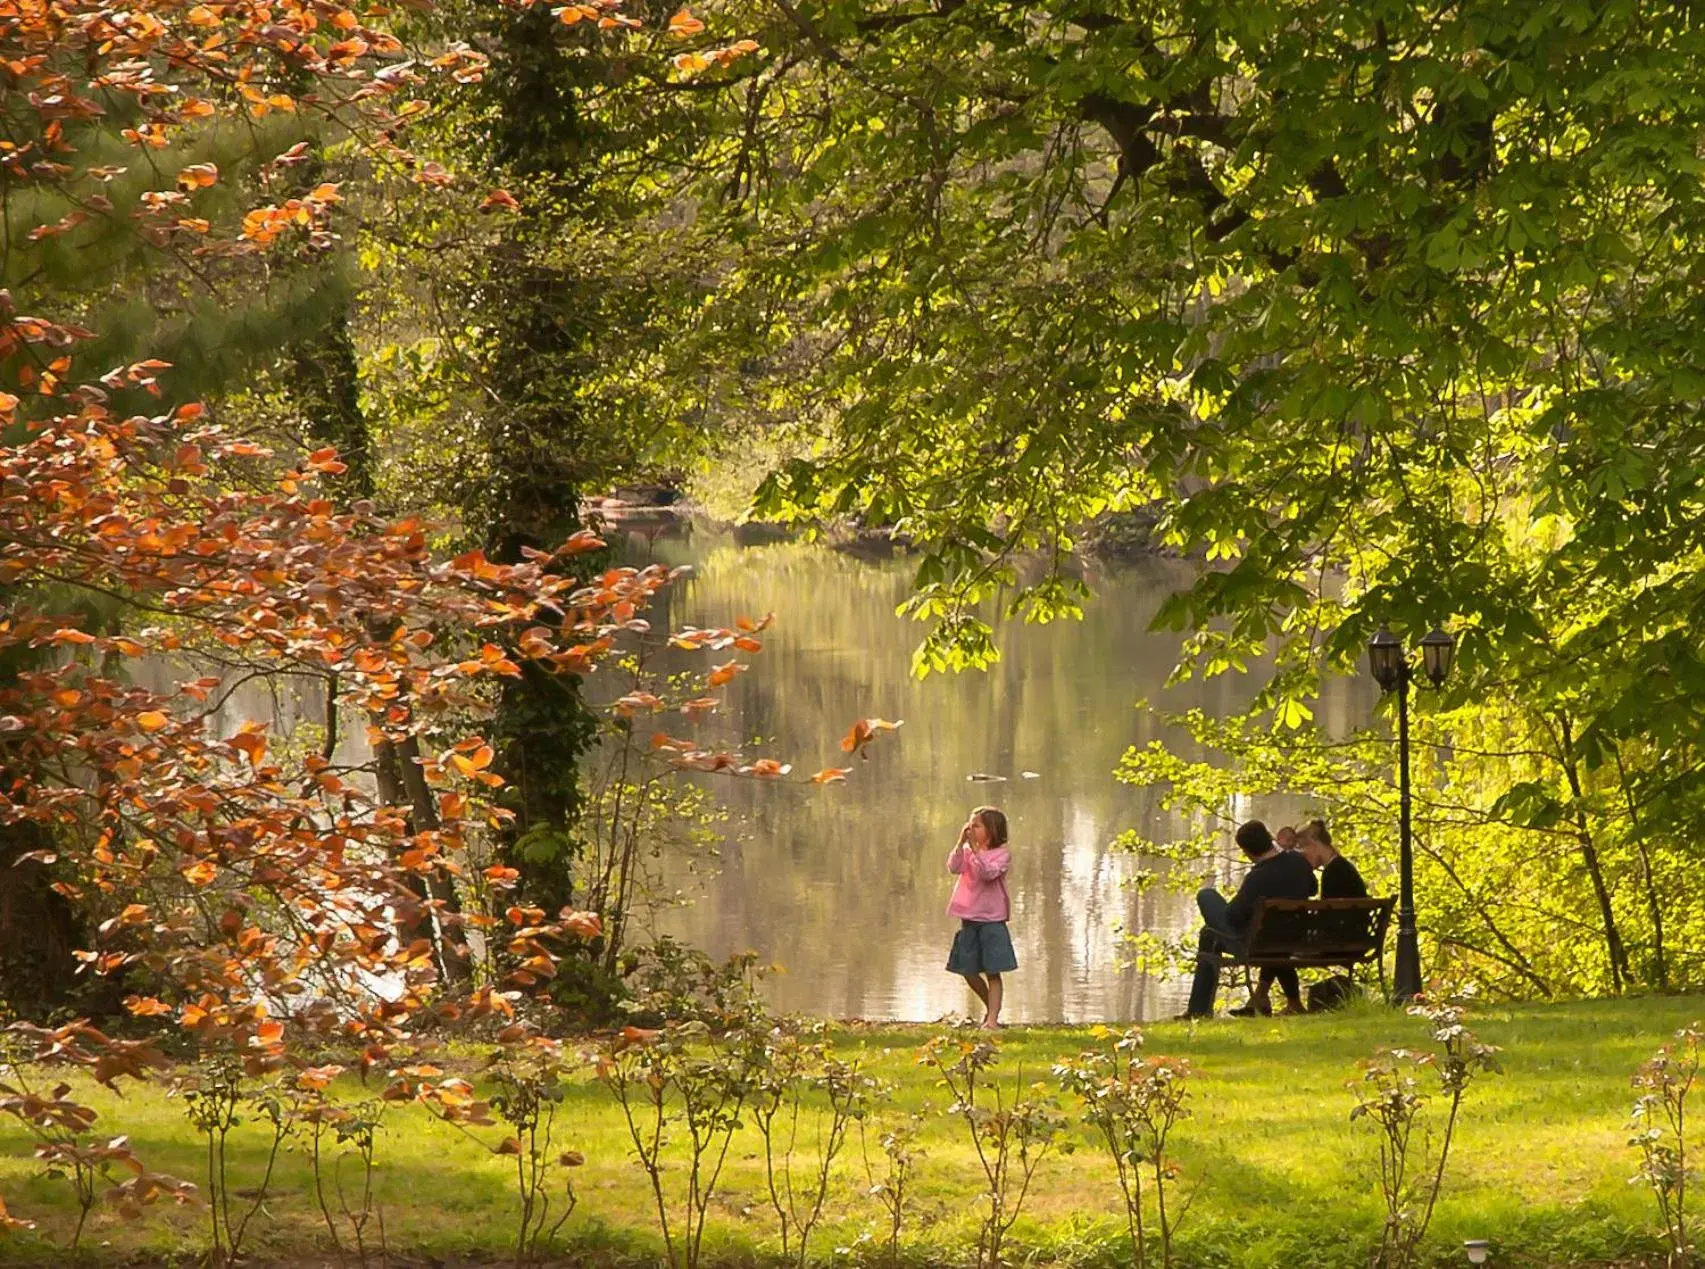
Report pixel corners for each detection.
[945,805,1016,1029]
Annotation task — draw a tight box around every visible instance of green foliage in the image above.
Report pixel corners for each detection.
[604,0,1705,993]
[1115,695,1704,997]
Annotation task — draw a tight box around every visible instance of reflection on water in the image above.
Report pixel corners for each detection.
[626,530,1368,1023]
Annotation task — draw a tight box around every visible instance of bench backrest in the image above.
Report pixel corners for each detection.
[1243,897,1395,964]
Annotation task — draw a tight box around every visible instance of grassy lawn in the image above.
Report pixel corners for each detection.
[1,996,1699,1266]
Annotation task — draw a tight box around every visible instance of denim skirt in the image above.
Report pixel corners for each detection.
[946,919,1018,975]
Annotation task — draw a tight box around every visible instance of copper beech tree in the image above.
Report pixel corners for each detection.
[0,0,805,1237]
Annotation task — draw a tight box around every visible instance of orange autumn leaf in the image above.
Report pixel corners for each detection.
[707,660,746,687]
[667,6,704,36]
[297,1064,345,1090]
[305,446,348,474]
[450,744,494,776]
[812,767,852,784]
[480,188,521,213]
[175,162,218,190]
[561,910,602,939]
[123,995,172,1017]
[228,726,267,765]
[180,860,217,886]
[840,717,904,755]
[137,710,169,732]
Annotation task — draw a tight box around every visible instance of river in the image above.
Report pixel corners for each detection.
[620,525,1371,1023]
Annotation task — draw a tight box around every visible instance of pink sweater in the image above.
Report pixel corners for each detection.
[946,844,1011,922]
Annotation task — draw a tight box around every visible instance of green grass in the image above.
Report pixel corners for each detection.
[1,996,1699,1266]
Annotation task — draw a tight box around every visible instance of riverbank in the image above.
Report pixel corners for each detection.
[0,996,1693,1267]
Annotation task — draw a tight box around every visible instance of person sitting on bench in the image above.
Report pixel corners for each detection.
[1232,818,1368,1016]
[1181,819,1316,1020]
[1299,818,1366,900]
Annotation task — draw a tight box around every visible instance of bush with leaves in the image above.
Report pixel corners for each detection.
[1630,1021,1703,1268]
[1350,993,1502,1269]
[0,1022,193,1254]
[597,1013,763,1269]
[921,1033,1069,1269]
[750,1024,880,1269]
[862,1110,926,1268]
[416,1031,587,1267]
[172,1053,292,1268]
[1055,1026,1192,1269]
[591,948,773,1269]
[290,1064,388,1269]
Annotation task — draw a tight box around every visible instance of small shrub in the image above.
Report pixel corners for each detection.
[920,1033,1068,1269]
[598,1016,761,1269]
[175,1054,291,1267]
[414,1035,587,1266]
[292,1065,387,1269]
[751,1026,879,1268]
[1350,992,1501,1269]
[1055,1026,1192,1269]
[1630,1021,1703,1268]
[862,1110,925,1268]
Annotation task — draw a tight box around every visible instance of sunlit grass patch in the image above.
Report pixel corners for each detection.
[0,996,1699,1265]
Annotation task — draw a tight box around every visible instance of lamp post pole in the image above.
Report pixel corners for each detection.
[1393,661,1420,1002]
[1368,625,1453,1005]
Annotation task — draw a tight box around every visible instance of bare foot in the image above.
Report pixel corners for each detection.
[979,1019,1003,1031]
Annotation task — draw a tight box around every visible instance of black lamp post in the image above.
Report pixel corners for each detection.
[1367,624,1456,1002]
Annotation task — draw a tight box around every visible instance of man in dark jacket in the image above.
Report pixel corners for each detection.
[1181,819,1316,1019]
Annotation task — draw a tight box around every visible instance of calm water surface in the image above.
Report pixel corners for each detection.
[625,529,1369,1023]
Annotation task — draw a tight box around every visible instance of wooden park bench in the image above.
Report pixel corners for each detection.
[1217,897,1396,999]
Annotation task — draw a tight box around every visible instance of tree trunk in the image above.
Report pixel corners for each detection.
[0,819,111,1018]
[1557,715,1631,992]
[372,733,473,986]
[1611,744,1668,990]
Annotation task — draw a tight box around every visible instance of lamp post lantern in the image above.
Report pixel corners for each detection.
[1367,625,1455,1002]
